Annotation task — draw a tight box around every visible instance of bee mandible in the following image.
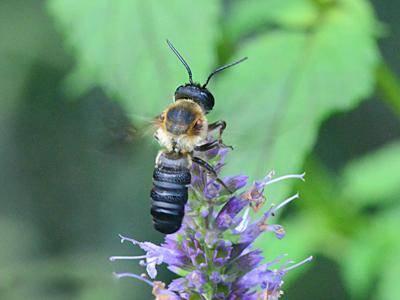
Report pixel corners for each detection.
[150,40,247,234]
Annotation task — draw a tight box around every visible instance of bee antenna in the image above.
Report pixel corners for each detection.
[202,57,248,88]
[166,39,193,84]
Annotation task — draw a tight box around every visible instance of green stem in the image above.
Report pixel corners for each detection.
[375,62,400,116]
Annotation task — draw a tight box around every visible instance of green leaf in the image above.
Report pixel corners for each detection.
[1,252,151,300]
[225,0,318,41]
[215,0,379,202]
[48,0,219,119]
[0,0,67,110]
[255,159,346,284]
[377,246,400,300]
[341,140,400,206]
[256,211,326,266]
[341,226,384,299]
[341,206,400,299]
[376,61,400,116]
[0,217,42,266]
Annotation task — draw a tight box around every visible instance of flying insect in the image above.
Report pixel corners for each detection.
[150,40,247,234]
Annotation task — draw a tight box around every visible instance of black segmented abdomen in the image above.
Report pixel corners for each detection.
[150,154,191,234]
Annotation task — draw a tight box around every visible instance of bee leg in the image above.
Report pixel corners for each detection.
[194,140,220,152]
[207,120,233,149]
[208,120,227,133]
[192,156,233,193]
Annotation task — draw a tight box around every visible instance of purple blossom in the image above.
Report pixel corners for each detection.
[110,147,311,299]
[215,196,248,230]
[224,174,248,192]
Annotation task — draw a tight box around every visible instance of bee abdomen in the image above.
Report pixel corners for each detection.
[150,166,191,234]
[150,187,188,204]
[153,168,191,187]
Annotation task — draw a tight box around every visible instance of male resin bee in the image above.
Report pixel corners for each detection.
[150,40,247,234]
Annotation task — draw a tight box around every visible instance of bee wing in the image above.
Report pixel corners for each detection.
[100,103,160,154]
[135,115,160,139]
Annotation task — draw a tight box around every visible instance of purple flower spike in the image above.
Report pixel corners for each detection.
[215,196,247,230]
[168,277,186,293]
[111,146,312,298]
[224,174,248,192]
[267,224,286,239]
[152,282,181,300]
[210,271,222,283]
[204,179,221,199]
[187,270,207,291]
[241,172,273,212]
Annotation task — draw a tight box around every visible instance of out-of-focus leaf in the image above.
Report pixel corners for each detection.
[0,217,42,266]
[215,0,379,202]
[256,159,350,283]
[1,253,149,300]
[48,0,219,119]
[257,211,326,267]
[225,0,318,41]
[341,140,400,206]
[79,286,127,300]
[341,206,400,299]
[376,62,400,115]
[0,0,66,110]
[377,245,400,300]
[341,231,382,300]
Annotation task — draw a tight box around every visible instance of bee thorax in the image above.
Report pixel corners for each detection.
[154,127,206,153]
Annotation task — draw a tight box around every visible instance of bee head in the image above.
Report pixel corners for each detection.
[174,83,214,113]
[166,40,247,114]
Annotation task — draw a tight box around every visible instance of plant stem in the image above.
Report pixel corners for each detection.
[376,62,400,116]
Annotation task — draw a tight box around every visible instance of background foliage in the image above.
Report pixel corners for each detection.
[0,0,399,299]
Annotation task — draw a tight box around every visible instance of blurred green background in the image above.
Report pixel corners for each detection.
[0,0,399,299]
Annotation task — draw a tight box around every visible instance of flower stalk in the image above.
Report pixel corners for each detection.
[110,147,312,299]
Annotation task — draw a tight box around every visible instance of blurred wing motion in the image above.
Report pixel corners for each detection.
[101,101,157,154]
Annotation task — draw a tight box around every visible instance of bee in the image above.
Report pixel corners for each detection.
[150,40,247,234]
